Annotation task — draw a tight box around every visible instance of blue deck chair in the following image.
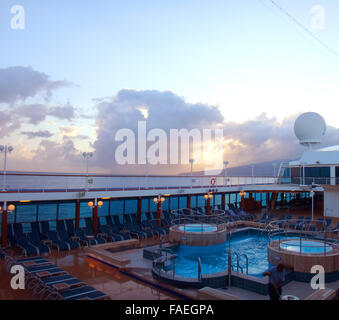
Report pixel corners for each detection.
[105,216,131,240]
[56,220,81,249]
[289,216,304,229]
[97,224,119,242]
[60,285,99,299]
[121,215,147,239]
[15,232,39,256]
[40,221,51,239]
[31,222,48,240]
[65,219,76,236]
[7,224,16,246]
[27,232,50,254]
[83,218,106,244]
[68,290,108,300]
[47,230,70,251]
[128,214,153,237]
[299,217,311,230]
[112,214,140,238]
[324,218,332,229]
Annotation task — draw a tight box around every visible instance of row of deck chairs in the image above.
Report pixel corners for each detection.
[4,255,109,300]
[254,213,339,232]
[6,213,172,255]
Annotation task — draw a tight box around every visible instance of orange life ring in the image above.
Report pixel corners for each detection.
[210,177,216,186]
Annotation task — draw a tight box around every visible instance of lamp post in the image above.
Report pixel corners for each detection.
[153,195,165,227]
[0,145,14,191]
[82,152,93,191]
[251,163,255,184]
[204,192,213,215]
[301,162,306,185]
[310,190,315,221]
[272,163,277,177]
[224,160,229,186]
[189,158,194,188]
[1,202,15,247]
[88,199,103,235]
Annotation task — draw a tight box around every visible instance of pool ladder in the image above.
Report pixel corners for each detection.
[231,251,249,275]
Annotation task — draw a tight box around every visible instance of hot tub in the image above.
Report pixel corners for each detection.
[279,239,333,254]
[178,224,217,233]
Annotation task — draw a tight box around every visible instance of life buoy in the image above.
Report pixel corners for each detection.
[210,177,216,186]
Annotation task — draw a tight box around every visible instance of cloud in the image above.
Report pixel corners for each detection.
[16,103,76,125]
[92,89,224,172]
[0,66,70,104]
[21,130,53,139]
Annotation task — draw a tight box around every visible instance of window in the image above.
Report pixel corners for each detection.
[111,200,123,215]
[58,203,76,220]
[179,196,187,209]
[15,204,37,223]
[125,199,137,214]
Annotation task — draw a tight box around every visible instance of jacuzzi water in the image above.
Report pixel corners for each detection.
[178,224,217,233]
[168,233,303,278]
[280,240,333,254]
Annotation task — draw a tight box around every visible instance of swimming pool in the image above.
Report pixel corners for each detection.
[178,224,217,233]
[168,232,296,278]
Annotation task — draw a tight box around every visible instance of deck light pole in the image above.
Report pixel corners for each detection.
[189,158,194,188]
[82,152,93,191]
[1,202,15,247]
[204,192,213,215]
[224,161,229,186]
[0,145,14,191]
[251,163,255,184]
[272,163,277,177]
[88,199,103,235]
[153,195,165,227]
[310,190,315,221]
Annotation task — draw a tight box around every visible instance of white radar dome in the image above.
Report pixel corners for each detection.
[294,112,326,149]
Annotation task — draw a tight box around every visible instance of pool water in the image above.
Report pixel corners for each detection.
[178,224,217,233]
[168,233,297,278]
[280,240,333,254]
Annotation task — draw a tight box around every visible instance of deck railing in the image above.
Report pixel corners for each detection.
[0,172,277,193]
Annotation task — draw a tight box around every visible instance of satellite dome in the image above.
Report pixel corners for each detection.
[294,112,326,149]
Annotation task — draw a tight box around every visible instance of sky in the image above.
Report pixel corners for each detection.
[0,0,339,174]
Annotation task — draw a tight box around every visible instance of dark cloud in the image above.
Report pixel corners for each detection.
[21,130,53,139]
[0,66,70,104]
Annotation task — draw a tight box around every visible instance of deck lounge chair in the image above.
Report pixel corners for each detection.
[129,214,154,238]
[97,223,120,242]
[27,232,51,254]
[56,220,81,249]
[31,222,48,240]
[40,221,51,239]
[7,224,16,246]
[121,215,147,239]
[65,220,95,246]
[105,216,131,240]
[15,232,39,256]
[47,230,71,251]
[288,216,304,229]
[83,218,106,244]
